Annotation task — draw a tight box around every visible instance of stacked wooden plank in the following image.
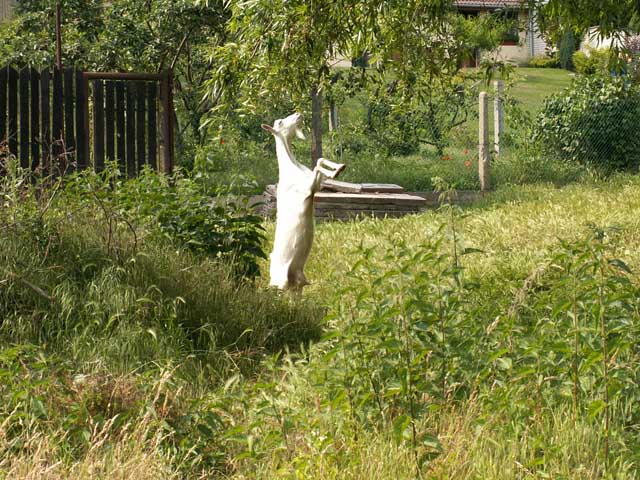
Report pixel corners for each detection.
[261,180,428,221]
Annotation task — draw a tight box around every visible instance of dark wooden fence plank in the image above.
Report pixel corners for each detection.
[30,68,40,169]
[115,81,125,172]
[75,70,88,170]
[19,68,30,168]
[105,81,115,162]
[136,81,146,171]
[0,68,171,178]
[0,67,6,146]
[125,82,135,177]
[40,69,51,176]
[7,67,18,157]
[52,67,63,170]
[93,80,105,172]
[147,82,157,169]
[63,68,75,169]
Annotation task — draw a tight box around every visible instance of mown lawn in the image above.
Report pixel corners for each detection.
[509,67,574,112]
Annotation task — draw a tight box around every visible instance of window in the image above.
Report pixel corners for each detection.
[495,9,520,45]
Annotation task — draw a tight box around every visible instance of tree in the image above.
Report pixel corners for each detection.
[536,0,640,47]
[0,0,229,160]
[207,0,494,164]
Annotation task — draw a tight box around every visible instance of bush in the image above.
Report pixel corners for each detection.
[534,76,640,170]
[572,48,610,75]
[66,165,267,278]
[559,30,577,70]
[529,55,560,68]
[364,81,477,156]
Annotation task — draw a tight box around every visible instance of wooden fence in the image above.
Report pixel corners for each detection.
[0,65,174,176]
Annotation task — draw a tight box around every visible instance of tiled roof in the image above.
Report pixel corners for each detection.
[454,0,526,9]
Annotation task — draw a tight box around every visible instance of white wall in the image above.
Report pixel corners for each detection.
[581,27,626,53]
[481,10,532,64]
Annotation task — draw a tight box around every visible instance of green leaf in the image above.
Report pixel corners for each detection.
[495,356,513,371]
[392,414,411,443]
[587,399,605,419]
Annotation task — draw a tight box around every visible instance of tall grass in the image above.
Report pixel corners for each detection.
[3,155,640,477]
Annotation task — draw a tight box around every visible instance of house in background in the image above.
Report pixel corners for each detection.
[454,0,551,65]
[1,0,15,22]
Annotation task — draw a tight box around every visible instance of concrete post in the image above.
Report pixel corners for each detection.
[479,91,490,191]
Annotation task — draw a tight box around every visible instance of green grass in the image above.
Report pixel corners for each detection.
[4,67,639,479]
[3,175,640,477]
[509,67,574,113]
[239,175,640,479]
[0,199,323,380]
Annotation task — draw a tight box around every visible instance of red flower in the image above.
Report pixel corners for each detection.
[465,160,472,168]
[464,149,469,155]
[441,155,452,161]
[220,138,225,145]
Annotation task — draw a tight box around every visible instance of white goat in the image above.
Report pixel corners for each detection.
[262,112,345,291]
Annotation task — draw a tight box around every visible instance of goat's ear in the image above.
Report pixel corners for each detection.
[261,124,276,134]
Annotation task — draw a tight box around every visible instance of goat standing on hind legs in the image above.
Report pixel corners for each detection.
[262,112,345,292]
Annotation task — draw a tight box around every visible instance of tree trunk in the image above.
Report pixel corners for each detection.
[311,85,323,164]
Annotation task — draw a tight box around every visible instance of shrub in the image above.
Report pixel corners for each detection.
[364,81,477,156]
[529,55,560,68]
[534,76,640,170]
[559,30,577,70]
[572,48,611,75]
[66,165,267,278]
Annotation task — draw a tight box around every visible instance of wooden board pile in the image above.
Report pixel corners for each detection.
[261,180,428,221]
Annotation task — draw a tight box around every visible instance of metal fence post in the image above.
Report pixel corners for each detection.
[479,91,490,191]
[494,80,504,155]
[160,69,174,174]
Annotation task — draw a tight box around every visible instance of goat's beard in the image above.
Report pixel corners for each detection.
[295,127,306,140]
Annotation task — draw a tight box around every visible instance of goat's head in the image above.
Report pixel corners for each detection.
[261,112,306,142]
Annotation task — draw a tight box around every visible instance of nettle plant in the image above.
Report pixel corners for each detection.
[484,227,640,470]
[316,229,477,471]
[65,164,266,278]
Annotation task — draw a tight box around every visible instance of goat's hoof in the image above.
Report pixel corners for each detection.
[332,163,346,178]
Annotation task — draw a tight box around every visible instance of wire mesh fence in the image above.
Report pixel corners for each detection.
[528,76,640,171]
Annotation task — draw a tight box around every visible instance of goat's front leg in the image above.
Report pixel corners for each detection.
[311,157,346,192]
[317,157,346,177]
[311,167,328,192]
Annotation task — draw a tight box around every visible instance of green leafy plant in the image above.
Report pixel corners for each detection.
[572,48,611,75]
[65,165,267,278]
[529,54,560,68]
[534,76,640,170]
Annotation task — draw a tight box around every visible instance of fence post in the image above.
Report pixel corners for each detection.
[494,80,504,155]
[328,102,339,131]
[160,69,174,174]
[479,91,490,191]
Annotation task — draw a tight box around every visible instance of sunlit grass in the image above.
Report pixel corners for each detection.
[4,168,640,478]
